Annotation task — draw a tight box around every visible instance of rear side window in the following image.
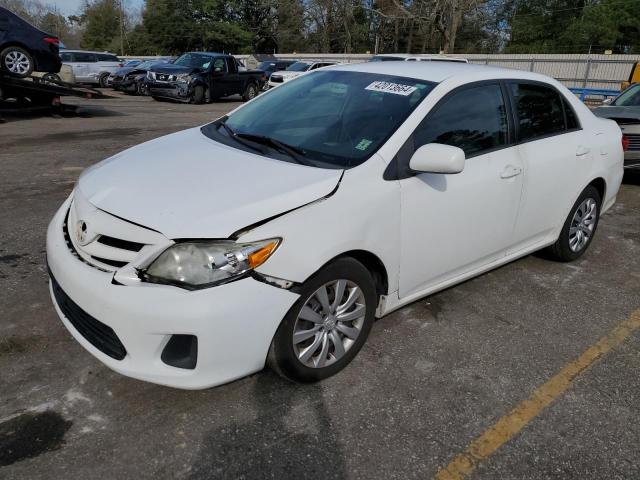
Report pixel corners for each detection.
[73,52,96,62]
[510,83,565,141]
[97,54,118,62]
[413,83,509,157]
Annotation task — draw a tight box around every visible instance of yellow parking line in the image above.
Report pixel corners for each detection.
[434,308,640,480]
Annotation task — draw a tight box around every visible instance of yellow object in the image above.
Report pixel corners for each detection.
[622,62,640,90]
[248,241,279,268]
[434,308,640,480]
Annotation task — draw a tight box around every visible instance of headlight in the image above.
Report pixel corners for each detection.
[176,73,191,82]
[144,238,280,289]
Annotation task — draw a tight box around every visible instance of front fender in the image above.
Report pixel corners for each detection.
[238,154,401,295]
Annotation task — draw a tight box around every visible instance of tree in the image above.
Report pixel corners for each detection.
[80,0,121,51]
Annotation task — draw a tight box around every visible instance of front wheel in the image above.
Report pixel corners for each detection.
[98,73,110,88]
[268,258,377,383]
[547,185,601,262]
[1,47,34,77]
[191,85,206,104]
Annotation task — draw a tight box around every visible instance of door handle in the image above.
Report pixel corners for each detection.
[500,165,523,179]
[576,145,591,156]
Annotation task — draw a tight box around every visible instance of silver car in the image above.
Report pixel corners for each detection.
[594,83,640,169]
[59,50,122,87]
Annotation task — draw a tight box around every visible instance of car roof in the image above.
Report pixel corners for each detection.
[61,50,118,55]
[373,54,467,62]
[183,51,225,57]
[331,61,554,84]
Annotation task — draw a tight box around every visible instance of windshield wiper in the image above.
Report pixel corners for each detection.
[234,133,310,165]
[217,120,265,155]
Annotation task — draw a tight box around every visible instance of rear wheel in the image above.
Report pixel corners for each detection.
[268,258,376,382]
[547,185,601,262]
[1,47,34,77]
[242,82,258,102]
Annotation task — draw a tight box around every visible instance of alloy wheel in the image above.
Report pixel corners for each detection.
[4,51,30,75]
[569,197,597,252]
[292,280,366,368]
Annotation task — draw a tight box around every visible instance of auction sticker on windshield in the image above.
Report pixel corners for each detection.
[365,81,417,96]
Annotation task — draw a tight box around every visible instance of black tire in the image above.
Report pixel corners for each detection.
[42,73,61,84]
[268,257,377,383]
[191,85,206,104]
[242,82,258,102]
[547,185,601,262]
[98,72,110,88]
[135,81,144,95]
[1,46,34,77]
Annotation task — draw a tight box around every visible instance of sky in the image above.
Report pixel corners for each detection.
[49,0,144,16]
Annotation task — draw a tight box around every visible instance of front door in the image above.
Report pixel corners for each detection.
[399,82,524,298]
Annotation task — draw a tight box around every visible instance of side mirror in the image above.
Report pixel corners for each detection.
[602,97,613,105]
[409,143,466,174]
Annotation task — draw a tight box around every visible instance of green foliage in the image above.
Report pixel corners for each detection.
[506,0,640,53]
[80,0,121,51]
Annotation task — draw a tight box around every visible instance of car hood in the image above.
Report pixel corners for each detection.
[592,106,640,121]
[279,71,306,79]
[77,128,342,239]
[151,64,200,76]
[114,66,135,76]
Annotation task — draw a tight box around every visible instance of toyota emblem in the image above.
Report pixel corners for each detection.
[76,220,90,246]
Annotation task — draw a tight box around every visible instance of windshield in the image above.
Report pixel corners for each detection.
[202,70,435,169]
[173,53,214,69]
[614,84,640,107]
[370,56,404,62]
[258,61,276,71]
[287,62,310,71]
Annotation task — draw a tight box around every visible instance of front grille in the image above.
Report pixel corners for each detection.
[50,271,127,360]
[626,133,640,151]
[97,235,144,252]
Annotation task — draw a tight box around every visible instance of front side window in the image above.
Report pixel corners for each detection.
[60,52,72,62]
[97,54,119,62]
[202,70,435,169]
[511,83,565,141]
[414,83,508,157]
[213,58,226,72]
[73,52,96,62]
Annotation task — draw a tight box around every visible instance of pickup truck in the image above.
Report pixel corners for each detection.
[145,52,266,104]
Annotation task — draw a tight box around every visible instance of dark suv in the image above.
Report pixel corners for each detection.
[0,6,61,77]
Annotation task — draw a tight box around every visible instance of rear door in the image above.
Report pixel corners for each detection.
[507,81,585,251]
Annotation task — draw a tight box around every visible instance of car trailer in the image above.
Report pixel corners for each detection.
[0,73,110,120]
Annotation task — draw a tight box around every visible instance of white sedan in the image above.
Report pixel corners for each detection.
[267,60,336,88]
[47,62,623,389]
